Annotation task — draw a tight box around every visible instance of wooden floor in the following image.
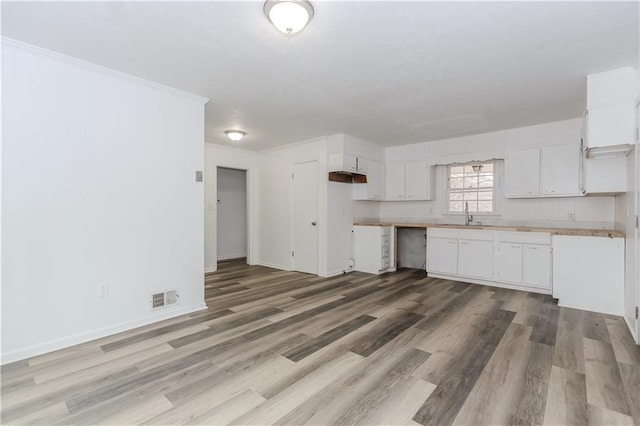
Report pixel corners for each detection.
[2,258,640,425]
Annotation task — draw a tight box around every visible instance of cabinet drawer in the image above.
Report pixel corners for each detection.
[381,257,391,269]
[457,229,494,241]
[382,245,391,257]
[381,226,391,236]
[427,228,458,239]
[497,231,551,245]
[382,236,391,246]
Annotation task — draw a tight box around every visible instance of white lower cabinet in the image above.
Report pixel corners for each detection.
[522,244,551,289]
[552,235,624,316]
[428,228,552,294]
[495,242,523,284]
[426,237,458,275]
[457,230,494,280]
[426,228,458,275]
[353,225,394,275]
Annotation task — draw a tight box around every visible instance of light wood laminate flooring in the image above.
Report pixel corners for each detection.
[2,258,639,425]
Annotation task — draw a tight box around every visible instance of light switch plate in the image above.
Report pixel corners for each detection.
[195,171,203,182]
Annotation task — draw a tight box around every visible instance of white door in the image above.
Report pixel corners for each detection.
[405,161,428,200]
[426,237,458,275]
[292,161,318,275]
[522,244,552,289]
[496,242,523,284]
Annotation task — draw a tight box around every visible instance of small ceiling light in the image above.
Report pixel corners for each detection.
[225,130,246,142]
[264,0,314,35]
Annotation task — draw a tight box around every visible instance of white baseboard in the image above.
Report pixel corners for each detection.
[204,266,217,273]
[254,261,290,271]
[324,269,352,278]
[217,254,247,261]
[1,303,208,365]
[427,272,552,296]
[623,315,638,344]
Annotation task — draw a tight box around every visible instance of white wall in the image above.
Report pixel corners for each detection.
[204,144,258,272]
[380,119,616,228]
[257,137,329,273]
[2,40,208,363]
[217,167,247,260]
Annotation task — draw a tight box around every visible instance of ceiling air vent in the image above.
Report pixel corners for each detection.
[151,290,179,310]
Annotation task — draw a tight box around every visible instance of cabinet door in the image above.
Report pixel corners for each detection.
[505,148,540,198]
[426,237,457,275]
[587,103,636,148]
[366,162,383,199]
[386,163,405,200]
[495,242,523,284]
[356,157,368,174]
[541,145,580,196]
[458,239,494,280]
[523,244,551,289]
[405,161,428,200]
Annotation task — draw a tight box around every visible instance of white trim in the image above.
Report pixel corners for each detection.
[255,261,291,271]
[624,315,638,344]
[324,269,353,278]
[1,303,208,365]
[2,37,209,105]
[205,266,218,273]
[217,254,247,261]
[427,272,552,296]
[259,135,328,154]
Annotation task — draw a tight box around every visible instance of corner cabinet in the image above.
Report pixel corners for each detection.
[353,226,394,275]
[505,144,581,198]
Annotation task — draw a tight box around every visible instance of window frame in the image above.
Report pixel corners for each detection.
[446,161,497,215]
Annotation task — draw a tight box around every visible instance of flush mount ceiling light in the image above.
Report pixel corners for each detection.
[264,0,314,35]
[225,130,246,142]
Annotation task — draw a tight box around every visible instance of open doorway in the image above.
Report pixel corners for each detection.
[217,167,248,263]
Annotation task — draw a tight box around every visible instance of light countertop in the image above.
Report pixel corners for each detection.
[353,222,624,238]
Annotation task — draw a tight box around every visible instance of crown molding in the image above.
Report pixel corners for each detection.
[2,37,210,105]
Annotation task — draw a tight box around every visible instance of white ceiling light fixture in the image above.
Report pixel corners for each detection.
[264,0,314,35]
[225,130,246,142]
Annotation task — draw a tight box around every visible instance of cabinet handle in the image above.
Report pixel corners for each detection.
[528,246,538,250]
[448,241,456,244]
[460,242,469,245]
[511,245,520,248]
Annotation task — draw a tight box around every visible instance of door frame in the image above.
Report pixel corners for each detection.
[290,160,319,274]
[215,165,252,267]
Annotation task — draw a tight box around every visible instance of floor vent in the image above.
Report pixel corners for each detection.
[151,290,179,309]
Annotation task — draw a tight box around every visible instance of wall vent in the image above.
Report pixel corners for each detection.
[151,290,179,310]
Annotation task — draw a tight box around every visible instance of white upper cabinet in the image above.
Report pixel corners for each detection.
[541,144,580,196]
[585,67,638,152]
[586,103,636,149]
[329,152,358,173]
[354,161,384,200]
[505,144,581,198]
[405,161,435,200]
[385,161,434,201]
[505,148,540,197]
[385,163,406,200]
[587,66,638,108]
[328,133,377,175]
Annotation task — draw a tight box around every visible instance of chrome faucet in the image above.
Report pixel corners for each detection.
[465,202,473,225]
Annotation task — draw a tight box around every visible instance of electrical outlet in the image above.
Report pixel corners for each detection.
[567,211,575,221]
[98,282,109,298]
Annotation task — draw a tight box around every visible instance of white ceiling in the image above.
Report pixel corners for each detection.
[2,1,638,150]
